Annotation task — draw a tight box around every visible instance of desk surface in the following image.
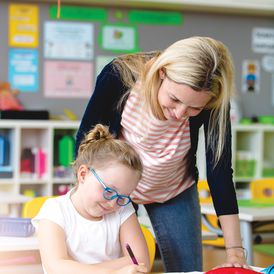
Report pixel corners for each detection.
[0,235,38,252]
[201,203,274,221]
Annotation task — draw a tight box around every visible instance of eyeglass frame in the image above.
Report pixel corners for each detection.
[89,167,132,206]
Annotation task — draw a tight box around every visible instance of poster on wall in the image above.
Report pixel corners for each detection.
[9,4,39,48]
[242,60,260,93]
[99,24,138,53]
[252,28,274,54]
[8,49,39,92]
[44,61,93,98]
[44,22,94,60]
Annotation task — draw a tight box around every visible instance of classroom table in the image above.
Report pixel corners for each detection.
[201,203,274,265]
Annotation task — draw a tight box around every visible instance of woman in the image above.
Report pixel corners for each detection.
[76,36,248,272]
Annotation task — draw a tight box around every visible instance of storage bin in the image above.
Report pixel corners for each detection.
[0,217,35,237]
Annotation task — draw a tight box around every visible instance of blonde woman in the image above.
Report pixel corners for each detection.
[76,37,248,272]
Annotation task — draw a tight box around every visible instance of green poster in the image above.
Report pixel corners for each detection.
[49,5,107,21]
[98,23,139,53]
[128,10,183,25]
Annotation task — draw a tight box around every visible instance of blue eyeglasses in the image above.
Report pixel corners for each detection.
[89,167,132,206]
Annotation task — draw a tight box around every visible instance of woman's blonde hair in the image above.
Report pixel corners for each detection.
[114,36,235,165]
[72,124,143,182]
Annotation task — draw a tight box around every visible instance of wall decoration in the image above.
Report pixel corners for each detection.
[9,4,39,48]
[252,28,274,54]
[242,60,260,93]
[128,9,183,25]
[8,49,39,92]
[44,61,93,98]
[99,23,138,53]
[262,55,274,73]
[49,5,107,21]
[44,21,94,60]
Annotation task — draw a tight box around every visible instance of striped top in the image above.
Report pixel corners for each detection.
[120,92,195,204]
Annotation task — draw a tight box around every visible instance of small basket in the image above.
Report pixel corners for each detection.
[0,217,35,237]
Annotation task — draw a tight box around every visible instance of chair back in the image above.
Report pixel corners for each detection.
[198,180,212,204]
[250,178,274,199]
[22,196,50,218]
[140,225,156,270]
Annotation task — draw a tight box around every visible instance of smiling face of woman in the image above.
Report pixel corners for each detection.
[157,73,212,120]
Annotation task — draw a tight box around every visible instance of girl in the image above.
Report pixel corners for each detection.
[32,124,149,274]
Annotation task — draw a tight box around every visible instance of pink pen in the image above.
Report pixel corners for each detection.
[126,243,139,265]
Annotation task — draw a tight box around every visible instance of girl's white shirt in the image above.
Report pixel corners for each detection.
[32,189,135,266]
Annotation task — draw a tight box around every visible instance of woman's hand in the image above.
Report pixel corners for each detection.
[213,247,250,269]
[114,263,148,274]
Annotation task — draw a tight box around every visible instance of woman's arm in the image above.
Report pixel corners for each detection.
[37,219,147,274]
[217,214,248,268]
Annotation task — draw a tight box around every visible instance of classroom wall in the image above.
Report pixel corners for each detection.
[0,0,273,119]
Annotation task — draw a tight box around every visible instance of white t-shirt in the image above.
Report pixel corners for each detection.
[32,190,135,265]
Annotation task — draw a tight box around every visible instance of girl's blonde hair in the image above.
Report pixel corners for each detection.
[72,124,143,182]
[114,36,235,165]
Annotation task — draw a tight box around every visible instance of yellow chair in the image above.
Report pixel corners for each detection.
[250,179,274,258]
[22,196,156,269]
[198,180,225,247]
[140,225,156,271]
[250,178,274,199]
[22,196,51,218]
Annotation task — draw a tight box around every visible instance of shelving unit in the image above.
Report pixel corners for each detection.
[1,120,274,200]
[0,120,79,197]
[198,124,274,199]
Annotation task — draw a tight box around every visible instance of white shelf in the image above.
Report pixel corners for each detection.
[0,120,80,198]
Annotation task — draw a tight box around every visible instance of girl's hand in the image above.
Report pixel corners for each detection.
[213,247,250,269]
[114,263,148,274]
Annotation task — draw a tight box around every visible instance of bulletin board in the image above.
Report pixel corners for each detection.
[0,0,273,119]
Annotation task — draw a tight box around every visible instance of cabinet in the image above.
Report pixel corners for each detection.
[0,120,79,198]
[198,124,274,198]
[1,121,274,200]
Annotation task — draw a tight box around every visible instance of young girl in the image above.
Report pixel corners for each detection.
[32,124,149,274]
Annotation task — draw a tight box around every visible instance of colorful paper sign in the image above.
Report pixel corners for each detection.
[8,49,39,92]
[44,61,93,98]
[128,10,183,25]
[44,21,94,60]
[99,24,138,53]
[252,28,274,54]
[49,5,107,21]
[9,4,39,48]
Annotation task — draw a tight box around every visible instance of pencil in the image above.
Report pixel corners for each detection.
[126,243,139,265]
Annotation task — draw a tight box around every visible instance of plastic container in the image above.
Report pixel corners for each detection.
[0,217,35,237]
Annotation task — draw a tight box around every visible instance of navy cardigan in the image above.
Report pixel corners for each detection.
[76,62,238,217]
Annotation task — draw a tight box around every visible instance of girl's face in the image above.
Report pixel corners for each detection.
[73,163,140,220]
[158,72,212,120]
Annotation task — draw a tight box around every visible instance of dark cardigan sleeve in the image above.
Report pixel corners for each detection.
[75,62,127,156]
[203,109,239,216]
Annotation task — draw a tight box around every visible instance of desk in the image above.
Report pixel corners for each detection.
[201,203,274,265]
[0,235,38,252]
[0,193,31,217]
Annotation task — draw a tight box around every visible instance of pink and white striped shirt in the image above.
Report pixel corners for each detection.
[120,92,195,204]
